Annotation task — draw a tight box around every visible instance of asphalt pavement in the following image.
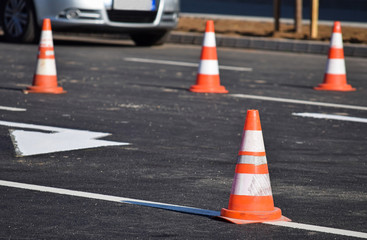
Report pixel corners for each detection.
[0,39,367,239]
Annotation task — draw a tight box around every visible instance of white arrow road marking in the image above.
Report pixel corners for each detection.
[1,180,367,239]
[292,113,367,123]
[0,120,130,157]
[124,57,253,72]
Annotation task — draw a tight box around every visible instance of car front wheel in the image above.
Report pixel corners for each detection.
[0,0,38,43]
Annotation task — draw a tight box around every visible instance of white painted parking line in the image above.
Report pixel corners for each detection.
[1,179,366,239]
[0,120,129,156]
[293,113,367,123]
[124,57,253,72]
[230,94,367,111]
[0,106,26,112]
[0,180,219,217]
[264,221,367,239]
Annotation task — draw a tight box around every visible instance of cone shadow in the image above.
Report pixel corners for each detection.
[128,83,188,92]
[0,86,25,92]
[279,83,314,90]
[122,200,220,219]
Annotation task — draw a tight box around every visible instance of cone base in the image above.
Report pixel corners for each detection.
[219,207,289,224]
[219,214,291,224]
[25,86,66,94]
[314,83,356,91]
[189,84,228,93]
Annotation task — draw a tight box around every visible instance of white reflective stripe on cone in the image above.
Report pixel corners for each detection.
[198,60,219,75]
[202,32,216,47]
[231,173,272,196]
[35,59,57,75]
[44,50,55,56]
[237,155,268,165]
[39,31,54,48]
[330,33,343,49]
[325,59,346,75]
[240,130,265,152]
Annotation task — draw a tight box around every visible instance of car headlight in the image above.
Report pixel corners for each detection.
[164,0,180,12]
[104,0,113,10]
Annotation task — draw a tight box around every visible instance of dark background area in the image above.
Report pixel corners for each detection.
[181,0,367,22]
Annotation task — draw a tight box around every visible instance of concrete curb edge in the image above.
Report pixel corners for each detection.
[167,31,367,58]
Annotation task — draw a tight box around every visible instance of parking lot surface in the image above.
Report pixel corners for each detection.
[0,39,366,239]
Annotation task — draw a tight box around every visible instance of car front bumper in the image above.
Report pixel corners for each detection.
[33,0,179,32]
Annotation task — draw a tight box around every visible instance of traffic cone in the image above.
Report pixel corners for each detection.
[314,21,355,91]
[219,110,290,224]
[25,18,66,94]
[189,20,228,93]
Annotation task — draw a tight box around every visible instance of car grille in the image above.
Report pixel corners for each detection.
[107,10,158,23]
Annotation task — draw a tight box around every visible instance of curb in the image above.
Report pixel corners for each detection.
[167,31,367,58]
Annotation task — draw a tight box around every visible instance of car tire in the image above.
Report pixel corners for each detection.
[0,0,39,43]
[130,30,170,46]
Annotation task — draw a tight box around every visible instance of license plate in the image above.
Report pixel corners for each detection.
[113,0,156,11]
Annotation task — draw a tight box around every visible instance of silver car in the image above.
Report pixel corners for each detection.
[0,0,180,45]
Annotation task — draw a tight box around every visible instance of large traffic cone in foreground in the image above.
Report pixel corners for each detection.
[314,21,355,91]
[189,20,228,93]
[25,19,66,94]
[219,110,290,224]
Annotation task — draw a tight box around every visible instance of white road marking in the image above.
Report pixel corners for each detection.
[0,106,27,112]
[230,94,367,111]
[124,57,253,72]
[264,221,367,239]
[293,113,367,123]
[0,180,219,217]
[1,179,366,239]
[0,120,129,157]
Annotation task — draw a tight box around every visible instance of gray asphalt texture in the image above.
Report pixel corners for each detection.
[0,39,366,239]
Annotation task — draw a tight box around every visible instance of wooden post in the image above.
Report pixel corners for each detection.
[310,0,319,39]
[294,0,302,33]
[274,0,281,32]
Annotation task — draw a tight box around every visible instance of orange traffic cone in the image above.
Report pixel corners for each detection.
[219,110,290,224]
[189,20,228,93]
[25,19,66,94]
[314,21,355,91]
